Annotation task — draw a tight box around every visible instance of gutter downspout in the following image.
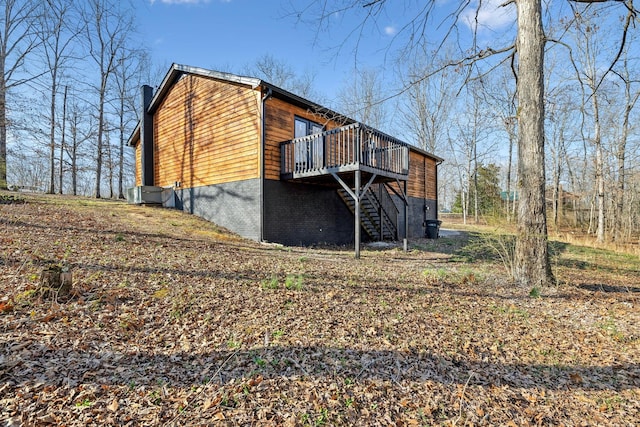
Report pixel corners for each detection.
[260,87,273,242]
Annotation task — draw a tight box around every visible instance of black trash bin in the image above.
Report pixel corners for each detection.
[425,219,442,239]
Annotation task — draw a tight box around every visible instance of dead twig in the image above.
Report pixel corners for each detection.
[452,371,476,426]
[164,349,240,426]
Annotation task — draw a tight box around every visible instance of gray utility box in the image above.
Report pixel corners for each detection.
[126,186,163,205]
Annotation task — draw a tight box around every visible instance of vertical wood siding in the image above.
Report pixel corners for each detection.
[135,142,142,186]
[425,157,437,200]
[388,150,437,200]
[407,150,426,198]
[153,75,261,188]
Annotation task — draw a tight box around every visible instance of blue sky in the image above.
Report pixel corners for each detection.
[134,0,517,101]
[136,0,372,99]
[138,0,315,70]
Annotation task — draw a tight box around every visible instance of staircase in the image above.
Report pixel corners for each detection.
[338,184,399,241]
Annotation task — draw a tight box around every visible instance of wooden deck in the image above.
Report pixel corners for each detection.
[280,123,410,182]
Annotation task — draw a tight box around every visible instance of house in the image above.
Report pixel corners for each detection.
[127,64,442,255]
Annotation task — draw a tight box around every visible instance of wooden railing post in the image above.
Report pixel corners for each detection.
[281,144,286,174]
[280,122,411,179]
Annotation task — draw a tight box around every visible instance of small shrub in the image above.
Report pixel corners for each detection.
[261,276,279,290]
[226,337,241,349]
[75,399,92,407]
[253,356,267,368]
[422,267,481,286]
[285,274,304,290]
[454,231,516,280]
[422,268,448,284]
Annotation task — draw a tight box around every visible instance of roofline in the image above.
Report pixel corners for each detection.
[129,63,444,163]
[147,63,262,114]
[408,145,444,163]
[126,121,140,147]
[262,82,351,125]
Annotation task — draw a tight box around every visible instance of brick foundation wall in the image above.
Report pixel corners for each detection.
[263,180,356,246]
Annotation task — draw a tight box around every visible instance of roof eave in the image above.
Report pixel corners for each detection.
[261,82,353,125]
[126,121,141,147]
[408,145,444,163]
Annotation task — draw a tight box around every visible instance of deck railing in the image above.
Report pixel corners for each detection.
[281,122,410,177]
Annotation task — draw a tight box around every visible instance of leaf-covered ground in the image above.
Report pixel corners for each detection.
[1,194,639,426]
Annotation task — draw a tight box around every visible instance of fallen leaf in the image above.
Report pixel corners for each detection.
[107,399,119,412]
[569,373,583,384]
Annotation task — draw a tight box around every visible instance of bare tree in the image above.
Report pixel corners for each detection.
[575,15,606,242]
[294,0,637,286]
[37,0,80,194]
[452,81,498,223]
[483,67,518,222]
[337,67,388,129]
[6,147,48,190]
[105,126,114,198]
[58,84,67,194]
[243,54,321,102]
[0,0,41,189]
[112,48,146,199]
[65,97,95,195]
[398,47,459,153]
[82,0,134,198]
[611,54,640,242]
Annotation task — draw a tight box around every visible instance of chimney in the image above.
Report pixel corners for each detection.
[140,85,154,186]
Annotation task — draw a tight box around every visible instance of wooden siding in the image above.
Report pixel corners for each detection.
[407,150,425,198]
[388,150,437,200]
[153,74,261,188]
[263,97,342,180]
[425,156,437,200]
[135,142,142,186]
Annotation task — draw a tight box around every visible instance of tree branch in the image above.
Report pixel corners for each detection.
[591,0,636,93]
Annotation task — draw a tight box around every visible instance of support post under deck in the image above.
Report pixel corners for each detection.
[354,170,361,259]
[404,180,408,252]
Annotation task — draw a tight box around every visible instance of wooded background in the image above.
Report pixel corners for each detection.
[2,0,638,244]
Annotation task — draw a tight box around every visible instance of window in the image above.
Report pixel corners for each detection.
[294,117,323,138]
[294,117,324,171]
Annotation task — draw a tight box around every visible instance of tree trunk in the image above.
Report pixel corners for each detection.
[505,118,515,222]
[513,0,555,287]
[0,67,7,190]
[95,78,105,199]
[613,67,637,242]
[615,138,626,241]
[118,92,125,199]
[106,128,114,198]
[48,69,58,194]
[58,85,67,194]
[473,125,479,224]
[71,113,77,195]
[591,92,605,243]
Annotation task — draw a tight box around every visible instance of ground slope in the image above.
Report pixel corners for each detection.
[1,194,638,426]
